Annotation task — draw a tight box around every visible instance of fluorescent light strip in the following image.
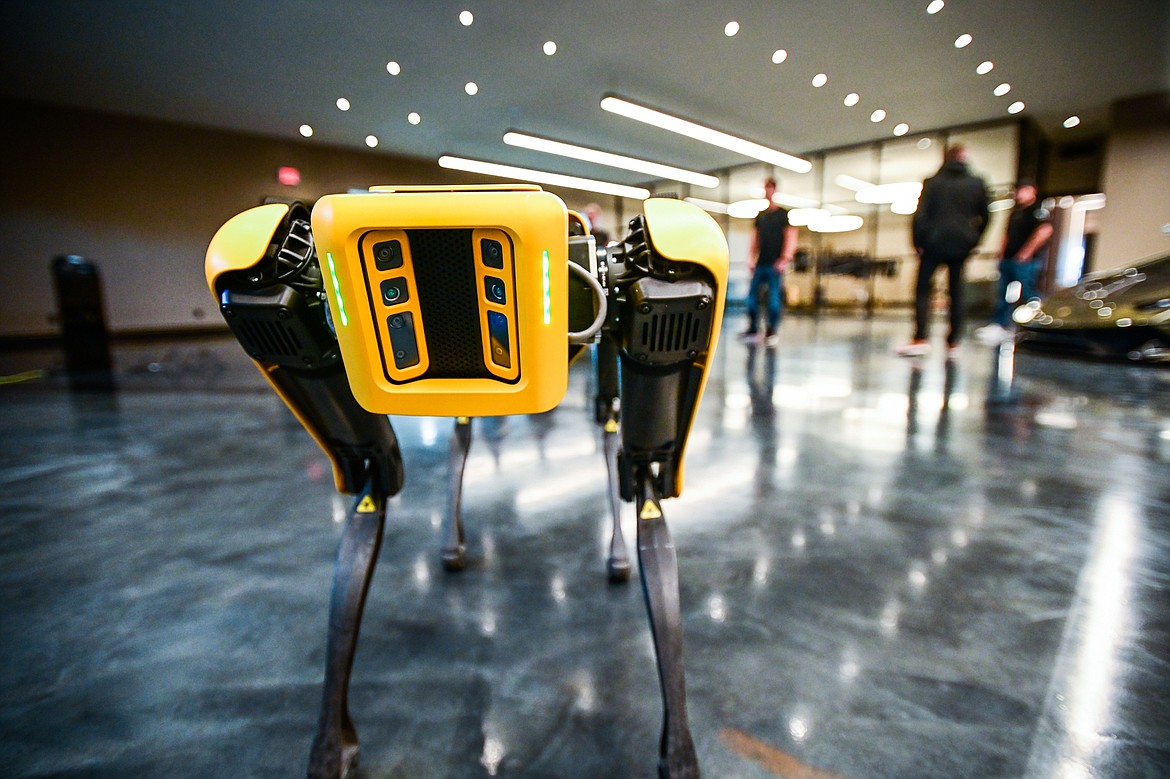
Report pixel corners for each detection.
[437,156,650,199]
[600,96,812,174]
[503,132,719,189]
[835,174,873,191]
[684,197,730,215]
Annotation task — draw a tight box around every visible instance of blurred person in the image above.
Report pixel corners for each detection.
[742,178,798,346]
[897,145,990,358]
[583,202,610,246]
[974,181,1052,344]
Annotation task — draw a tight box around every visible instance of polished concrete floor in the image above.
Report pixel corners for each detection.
[2,314,1168,779]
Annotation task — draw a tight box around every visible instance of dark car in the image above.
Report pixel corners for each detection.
[1016,251,1170,362]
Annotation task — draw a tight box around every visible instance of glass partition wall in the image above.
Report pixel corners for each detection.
[646,119,1022,311]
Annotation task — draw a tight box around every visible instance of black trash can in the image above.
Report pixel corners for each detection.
[51,255,114,390]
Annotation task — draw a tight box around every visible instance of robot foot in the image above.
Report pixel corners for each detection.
[440,545,467,572]
[606,555,632,583]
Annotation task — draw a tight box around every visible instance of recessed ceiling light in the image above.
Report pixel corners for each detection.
[870,109,887,122]
[917,138,932,150]
[365,135,378,148]
[543,41,557,55]
[336,97,351,111]
[954,33,972,48]
[927,0,945,13]
[299,124,313,138]
[459,10,474,26]
[408,112,421,125]
[502,132,719,188]
[724,21,740,36]
[994,83,1011,96]
[599,95,812,173]
[386,61,401,75]
[893,122,910,136]
[1008,101,1025,114]
[1063,115,1081,128]
[812,73,828,88]
[465,81,479,95]
[437,155,651,199]
[772,49,788,64]
[844,93,860,107]
[977,61,994,75]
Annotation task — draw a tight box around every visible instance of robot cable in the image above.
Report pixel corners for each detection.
[567,260,608,344]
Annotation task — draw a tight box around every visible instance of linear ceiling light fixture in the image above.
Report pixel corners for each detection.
[437,155,651,199]
[683,197,730,215]
[502,132,719,189]
[600,95,812,174]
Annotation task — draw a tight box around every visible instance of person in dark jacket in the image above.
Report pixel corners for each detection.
[897,145,990,357]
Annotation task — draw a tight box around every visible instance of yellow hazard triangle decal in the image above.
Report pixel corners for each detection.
[356,495,378,513]
[640,501,662,520]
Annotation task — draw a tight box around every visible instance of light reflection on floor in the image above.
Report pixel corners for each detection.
[1,315,1168,778]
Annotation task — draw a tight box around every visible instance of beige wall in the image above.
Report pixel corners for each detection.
[0,100,634,338]
[1095,93,1170,268]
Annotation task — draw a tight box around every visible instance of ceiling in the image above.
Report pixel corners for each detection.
[1,0,1167,193]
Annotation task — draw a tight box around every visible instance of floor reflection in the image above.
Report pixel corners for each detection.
[1,317,1168,778]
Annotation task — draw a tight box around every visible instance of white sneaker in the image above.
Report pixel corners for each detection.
[895,341,931,357]
[974,324,1011,344]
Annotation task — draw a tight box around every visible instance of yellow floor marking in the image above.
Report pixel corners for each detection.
[720,728,851,779]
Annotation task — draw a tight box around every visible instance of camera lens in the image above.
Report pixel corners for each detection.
[373,240,403,270]
[380,278,409,306]
[481,238,504,269]
[484,276,506,304]
[389,315,404,329]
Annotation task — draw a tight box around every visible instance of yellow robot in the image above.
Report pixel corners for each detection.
[206,185,728,779]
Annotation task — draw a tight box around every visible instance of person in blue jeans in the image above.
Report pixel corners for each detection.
[975,182,1053,344]
[742,178,797,345]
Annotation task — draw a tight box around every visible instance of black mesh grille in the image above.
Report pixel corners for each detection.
[219,285,338,369]
[621,277,715,366]
[407,229,488,379]
[239,318,303,358]
[641,311,703,354]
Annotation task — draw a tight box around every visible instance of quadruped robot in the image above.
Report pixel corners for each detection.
[205,185,729,778]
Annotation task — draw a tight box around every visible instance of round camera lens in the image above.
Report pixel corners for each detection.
[389,315,403,328]
[384,287,400,303]
[491,284,504,302]
[377,247,392,260]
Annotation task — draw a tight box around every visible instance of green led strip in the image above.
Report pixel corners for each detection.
[542,250,551,325]
[325,252,348,327]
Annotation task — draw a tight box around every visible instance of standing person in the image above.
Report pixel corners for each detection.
[742,178,798,346]
[583,202,610,246]
[897,144,990,358]
[974,181,1053,344]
